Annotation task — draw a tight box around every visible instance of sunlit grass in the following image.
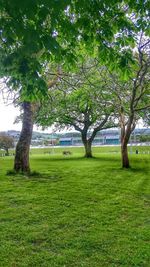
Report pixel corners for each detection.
[0,149,150,266]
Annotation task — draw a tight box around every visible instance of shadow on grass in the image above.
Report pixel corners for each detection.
[6,169,62,182]
[33,154,150,173]
[137,177,150,196]
[34,155,121,163]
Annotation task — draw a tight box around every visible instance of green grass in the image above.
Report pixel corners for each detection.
[1,144,150,157]
[30,145,150,155]
[0,148,150,267]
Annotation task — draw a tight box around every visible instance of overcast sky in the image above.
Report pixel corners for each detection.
[0,98,21,131]
[0,93,146,133]
[0,97,53,133]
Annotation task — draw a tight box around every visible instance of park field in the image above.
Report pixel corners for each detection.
[0,147,150,267]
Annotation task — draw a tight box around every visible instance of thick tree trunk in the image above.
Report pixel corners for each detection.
[14,102,34,173]
[5,148,9,156]
[121,142,130,168]
[81,130,93,158]
[83,140,93,158]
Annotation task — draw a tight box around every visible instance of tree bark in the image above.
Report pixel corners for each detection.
[120,109,133,168]
[83,140,93,158]
[5,148,9,156]
[81,131,93,158]
[121,142,130,168]
[14,102,34,173]
[84,141,93,158]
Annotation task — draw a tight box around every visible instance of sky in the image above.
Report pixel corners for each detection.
[0,93,146,133]
[0,98,21,131]
[0,81,53,132]
[0,97,53,133]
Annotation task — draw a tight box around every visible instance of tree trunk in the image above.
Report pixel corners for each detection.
[14,102,34,173]
[5,148,9,156]
[121,142,130,168]
[84,140,93,158]
[81,131,93,158]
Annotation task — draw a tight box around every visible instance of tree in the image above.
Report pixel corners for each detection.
[0,1,149,172]
[0,133,14,155]
[1,0,149,97]
[109,36,150,168]
[143,110,150,126]
[13,71,59,173]
[36,62,117,158]
[14,102,34,172]
[139,134,150,143]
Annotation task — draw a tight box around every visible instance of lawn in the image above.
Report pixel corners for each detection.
[0,148,150,267]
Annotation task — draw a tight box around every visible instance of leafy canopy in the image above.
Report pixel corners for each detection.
[0,0,149,98]
[36,60,117,134]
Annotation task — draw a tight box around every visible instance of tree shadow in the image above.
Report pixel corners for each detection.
[34,154,121,163]
[6,169,62,183]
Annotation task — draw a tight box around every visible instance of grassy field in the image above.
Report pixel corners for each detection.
[30,145,150,155]
[0,147,150,267]
[0,144,150,157]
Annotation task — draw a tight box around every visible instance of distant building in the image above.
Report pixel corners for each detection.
[59,133,120,146]
[1,128,150,147]
[58,128,150,146]
[59,137,73,146]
